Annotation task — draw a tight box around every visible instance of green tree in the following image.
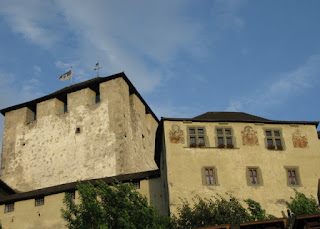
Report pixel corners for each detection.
[285,190,320,216]
[61,180,168,229]
[171,195,274,229]
[244,199,275,221]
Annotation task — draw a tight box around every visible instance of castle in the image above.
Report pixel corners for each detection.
[0,73,319,229]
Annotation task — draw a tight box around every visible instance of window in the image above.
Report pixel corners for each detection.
[75,127,81,134]
[188,127,207,147]
[265,129,283,150]
[248,168,259,185]
[202,167,219,186]
[4,203,14,213]
[205,168,216,185]
[287,169,299,185]
[246,167,263,186]
[67,191,76,199]
[35,197,44,206]
[216,128,234,148]
[132,181,140,190]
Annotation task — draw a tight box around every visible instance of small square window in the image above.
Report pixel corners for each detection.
[35,197,44,207]
[67,191,76,200]
[274,131,280,136]
[132,181,140,190]
[217,129,223,135]
[267,139,273,146]
[266,131,272,136]
[189,129,195,134]
[225,129,231,135]
[4,203,14,213]
[198,129,204,134]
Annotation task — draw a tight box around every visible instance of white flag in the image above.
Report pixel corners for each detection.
[59,70,72,81]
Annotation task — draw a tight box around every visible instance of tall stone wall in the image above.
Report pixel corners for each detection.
[0,77,158,192]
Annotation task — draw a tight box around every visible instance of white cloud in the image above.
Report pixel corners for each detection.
[52,0,205,92]
[0,1,62,48]
[33,65,42,77]
[0,69,45,151]
[226,54,320,113]
[0,0,248,95]
[150,103,197,119]
[211,0,247,30]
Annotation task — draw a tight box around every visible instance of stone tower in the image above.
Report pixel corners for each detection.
[0,73,158,192]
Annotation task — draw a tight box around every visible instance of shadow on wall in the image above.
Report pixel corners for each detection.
[148,177,167,216]
[0,116,3,173]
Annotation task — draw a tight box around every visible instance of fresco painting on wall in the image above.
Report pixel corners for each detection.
[292,129,308,148]
[169,125,185,144]
[242,126,259,146]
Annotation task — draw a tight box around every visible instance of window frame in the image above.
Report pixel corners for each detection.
[215,126,236,148]
[4,203,14,213]
[187,126,209,148]
[67,190,76,200]
[35,196,45,207]
[132,181,140,190]
[246,166,263,186]
[264,128,285,150]
[284,166,302,187]
[202,166,219,186]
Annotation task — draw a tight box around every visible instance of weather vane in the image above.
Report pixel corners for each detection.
[94,61,102,77]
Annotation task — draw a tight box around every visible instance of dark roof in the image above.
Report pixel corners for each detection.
[0,179,16,197]
[0,72,158,122]
[0,169,160,204]
[162,112,319,127]
[194,112,270,122]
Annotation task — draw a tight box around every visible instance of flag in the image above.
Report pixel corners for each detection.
[94,62,99,71]
[59,70,72,81]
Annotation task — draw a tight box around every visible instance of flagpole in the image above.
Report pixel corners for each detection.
[94,61,102,77]
[70,66,73,85]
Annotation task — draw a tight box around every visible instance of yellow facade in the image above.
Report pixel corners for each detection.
[162,120,320,216]
[0,178,165,229]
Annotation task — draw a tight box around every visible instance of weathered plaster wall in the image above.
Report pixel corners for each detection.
[0,179,165,229]
[0,78,158,192]
[163,121,320,217]
[0,192,66,229]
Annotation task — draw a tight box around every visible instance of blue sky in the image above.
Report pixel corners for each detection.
[0,0,320,149]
